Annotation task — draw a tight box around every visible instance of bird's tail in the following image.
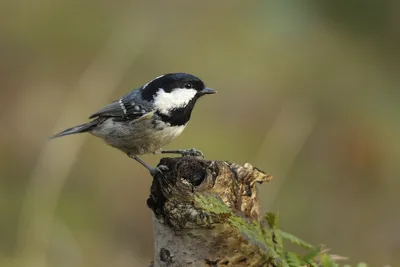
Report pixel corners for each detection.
[50,120,98,139]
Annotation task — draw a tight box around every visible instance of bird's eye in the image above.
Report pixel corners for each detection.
[184,83,192,89]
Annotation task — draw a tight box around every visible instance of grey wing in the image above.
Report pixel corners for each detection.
[89,100,124,118]
[89,97,154,121]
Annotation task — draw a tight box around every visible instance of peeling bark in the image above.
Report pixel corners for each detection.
[147,157,274,267]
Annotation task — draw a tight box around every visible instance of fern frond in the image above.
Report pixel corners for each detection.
[265,211,278,229]
[285,252,302,267]
[320,254,338,267]
[302,246,322,264]
[264,212,284,257]
[277,229,313,249]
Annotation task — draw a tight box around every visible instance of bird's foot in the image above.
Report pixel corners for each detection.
[149,165,169,176]
[180,148,204,157]
[130,154,169,177]
[160,148,204,157]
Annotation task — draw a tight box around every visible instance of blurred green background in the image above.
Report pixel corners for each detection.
[1,1,399,266]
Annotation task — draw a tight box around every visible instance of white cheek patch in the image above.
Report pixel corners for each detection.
[154,88,197,114]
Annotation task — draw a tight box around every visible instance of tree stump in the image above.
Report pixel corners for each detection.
[147,157,275,267]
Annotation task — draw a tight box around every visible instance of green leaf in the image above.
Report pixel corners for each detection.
[320,254,338,267]
[272,228,284,257]
[302,246,322,263]
[265,211,279,229]
[277,229,314,249]
[285,252,302,267]
[356,263,368,267]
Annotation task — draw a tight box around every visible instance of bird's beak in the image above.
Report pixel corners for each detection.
[201,87,217,95]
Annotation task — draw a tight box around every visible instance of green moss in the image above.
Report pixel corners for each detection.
[194,192,371,267]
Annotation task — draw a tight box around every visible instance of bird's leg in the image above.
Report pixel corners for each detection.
[157,148,204,157]
[128,154,169,176]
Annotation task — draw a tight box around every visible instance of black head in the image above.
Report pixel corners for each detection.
[140,73,216,126]
[141,73,215,102]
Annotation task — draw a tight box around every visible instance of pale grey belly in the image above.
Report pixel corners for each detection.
[91,118,186,155]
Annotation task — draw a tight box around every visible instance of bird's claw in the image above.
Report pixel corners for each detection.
[150,165,169,176]
[181,148,204,157]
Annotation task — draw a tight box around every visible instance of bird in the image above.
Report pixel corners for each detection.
[51,73,216,175]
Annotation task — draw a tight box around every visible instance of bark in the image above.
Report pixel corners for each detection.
[147,157,275,267]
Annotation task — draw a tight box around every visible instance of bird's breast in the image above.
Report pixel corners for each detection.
[127,122,187,155]
[92,117,186,155]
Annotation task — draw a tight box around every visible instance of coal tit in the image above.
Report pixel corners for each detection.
[51,73,216,175]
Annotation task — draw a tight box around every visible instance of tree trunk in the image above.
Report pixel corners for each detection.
[147,157,274,267]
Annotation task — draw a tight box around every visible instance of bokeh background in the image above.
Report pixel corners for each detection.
[1,1,399,266]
